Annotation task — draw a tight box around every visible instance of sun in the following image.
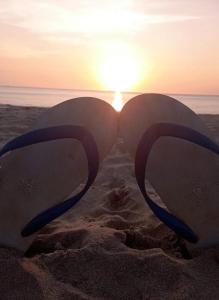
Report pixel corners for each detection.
[98,43,141,111]
[99,44,140,92]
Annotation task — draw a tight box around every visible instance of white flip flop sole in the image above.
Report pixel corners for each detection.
[0,97,117,251]
[120,93,219,248]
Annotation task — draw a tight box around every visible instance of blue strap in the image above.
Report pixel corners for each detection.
[0,125,99,237]
[135,122,219,243]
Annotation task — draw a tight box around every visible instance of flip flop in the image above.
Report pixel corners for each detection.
[0,97,117,251]
[120,93,219,248]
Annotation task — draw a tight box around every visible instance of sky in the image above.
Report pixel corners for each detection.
[0,0,219,94]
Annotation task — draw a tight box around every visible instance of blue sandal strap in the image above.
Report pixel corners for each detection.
[135,122,219,243]
[0,125,99,236]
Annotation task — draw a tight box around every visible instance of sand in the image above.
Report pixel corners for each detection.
[0,104,219,299]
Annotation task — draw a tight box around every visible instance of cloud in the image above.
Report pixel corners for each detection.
[0,0,200,37]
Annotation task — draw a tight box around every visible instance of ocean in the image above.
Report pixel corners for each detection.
[0,85,219,114]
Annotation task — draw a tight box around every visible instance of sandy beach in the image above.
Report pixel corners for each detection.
[0,104,219,300]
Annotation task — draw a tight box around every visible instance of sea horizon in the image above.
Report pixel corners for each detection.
[1,84,219,97]
[0,85,219,114]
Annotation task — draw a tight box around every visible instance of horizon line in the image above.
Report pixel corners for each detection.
[0,84,218,98]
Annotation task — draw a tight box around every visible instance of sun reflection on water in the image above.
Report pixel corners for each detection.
[112,91,123,111]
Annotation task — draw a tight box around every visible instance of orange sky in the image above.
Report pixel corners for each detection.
[0,0,219,94]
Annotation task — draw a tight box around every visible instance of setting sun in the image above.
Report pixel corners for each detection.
[99,44,141,92]
[98,43,141,111]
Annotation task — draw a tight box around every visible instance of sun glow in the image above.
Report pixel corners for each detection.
[100,45,140,92]
[98,43,141,111]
